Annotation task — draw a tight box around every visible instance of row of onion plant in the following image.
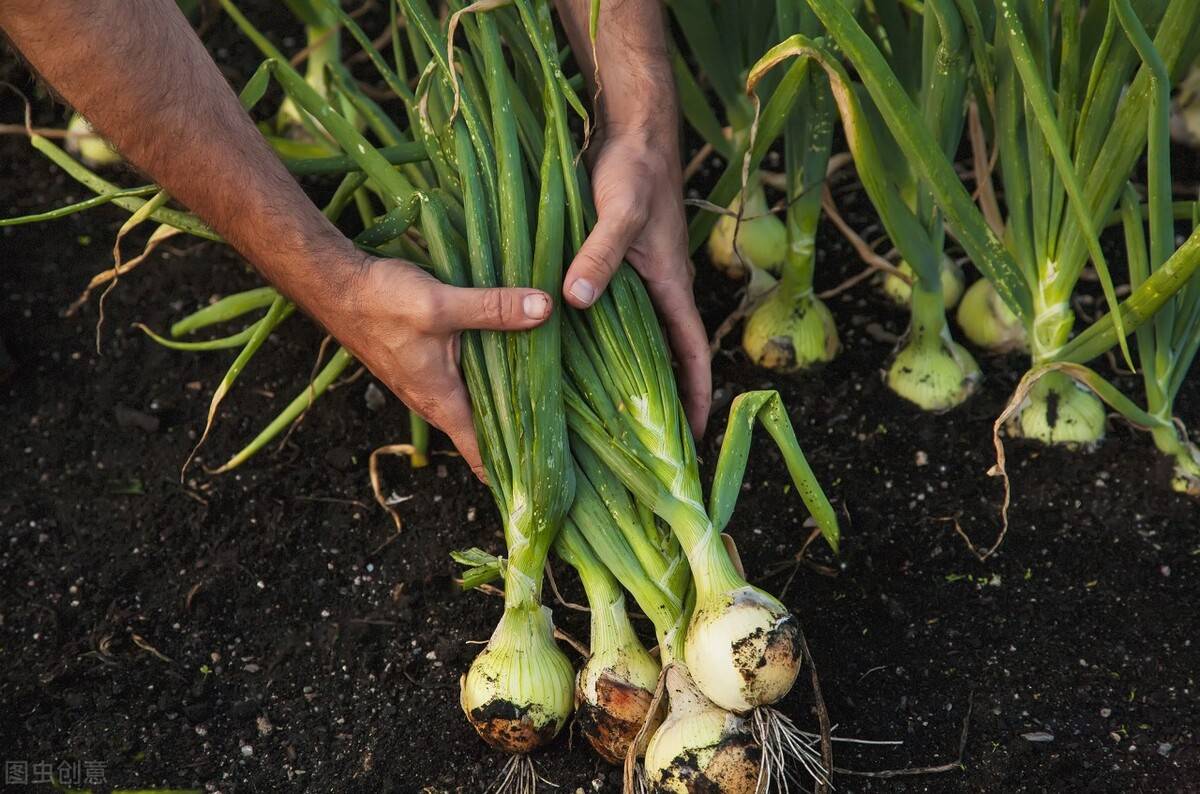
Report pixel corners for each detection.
[799,0,1200,495]
[674,0,988,412]
[992,1,1200,494]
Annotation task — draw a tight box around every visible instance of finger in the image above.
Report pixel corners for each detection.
[419,377,488,482]
[427,284,553,333]
[643,265,712,439]
[563,204,643,308]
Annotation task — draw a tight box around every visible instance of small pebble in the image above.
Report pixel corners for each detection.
[365,382,386,412]
[114,404,160,433]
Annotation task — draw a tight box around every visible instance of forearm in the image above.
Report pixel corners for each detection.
[0,0,362,331]
[555,0,678,143]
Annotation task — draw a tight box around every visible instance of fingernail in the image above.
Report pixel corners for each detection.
[523,293,551,319]
[569,279,596,306]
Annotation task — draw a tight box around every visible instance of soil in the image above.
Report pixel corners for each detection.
[1,7,1198,794]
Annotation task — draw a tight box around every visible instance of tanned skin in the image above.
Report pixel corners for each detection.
[0,0,710,476]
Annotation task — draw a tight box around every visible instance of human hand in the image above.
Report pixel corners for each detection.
[323,253,552,481]
[562,130,712,438]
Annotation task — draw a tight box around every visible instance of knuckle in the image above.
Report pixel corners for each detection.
[413,288,446,333]
[479,288,509,326]
[578,248,611,276]
[609,198,641,230]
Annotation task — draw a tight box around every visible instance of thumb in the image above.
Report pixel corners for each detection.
[428,284,553,333]
[563,206,642,308]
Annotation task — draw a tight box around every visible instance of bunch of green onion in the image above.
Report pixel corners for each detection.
[194,6,836,790]
[311,0,843,785]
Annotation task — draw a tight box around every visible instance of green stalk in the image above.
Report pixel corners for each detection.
[741,2,840,371]
[213,347,355,473]
[684,47,813,249]
[995,0,1132,368]
[1055,232,1200,364]
[806,0,1032,318]
[571,454,686,651]
[169,287,280,337]
[0,185,159,226]
[30,136,218,240]
[555,522,652,667]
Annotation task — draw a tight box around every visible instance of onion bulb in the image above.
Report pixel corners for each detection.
[886,335,981,412]
[706,175,787,280]
[575,596,661,763]
[882,257,964,310]
[644,665,761,793]
[956,278,1026,352]
[1009,371,1106,446]
[460,605,574,753]
[684,585,802,714]
[66,113,121,168]
[742,292,839,371]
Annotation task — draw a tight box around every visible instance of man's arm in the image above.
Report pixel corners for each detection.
[555,0,712,437]
[0,0,551,478]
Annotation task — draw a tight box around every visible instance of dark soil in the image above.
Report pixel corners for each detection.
[2,8,1199,794]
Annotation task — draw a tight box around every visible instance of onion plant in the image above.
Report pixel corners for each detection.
[379,0,580,758]
[842,0,986,410]
[672,0,841,372]
[668,0,789,279]
[737,1,840,372]
[867,0,971,316]
[729,4,981,410]
[974,0,1200,443]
